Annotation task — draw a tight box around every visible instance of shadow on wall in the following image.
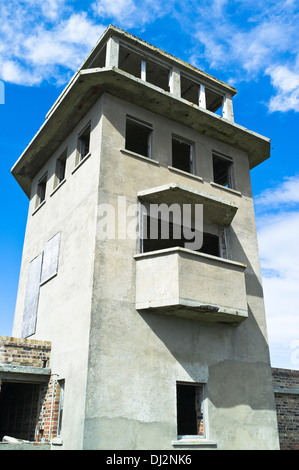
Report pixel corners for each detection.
[138,224,274,411]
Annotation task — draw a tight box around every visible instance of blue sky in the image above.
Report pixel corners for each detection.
[0,0,299,369]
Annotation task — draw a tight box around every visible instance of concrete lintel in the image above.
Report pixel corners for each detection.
[0,364,51,382]
[273,387,299,396]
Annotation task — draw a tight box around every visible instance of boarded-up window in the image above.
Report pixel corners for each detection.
[21,232,61,338]
[40,232,61,285]
[21,253,43,338]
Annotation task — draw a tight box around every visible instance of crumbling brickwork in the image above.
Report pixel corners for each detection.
[0,336,61,443]
[272,368,299,450]
[36,376,61,441]
[0,336,51,368]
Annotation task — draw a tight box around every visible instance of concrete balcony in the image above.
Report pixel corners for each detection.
[135,247,247,325]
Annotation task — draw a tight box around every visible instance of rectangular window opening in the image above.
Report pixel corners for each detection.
[146,59,170,92]
[0,382,42,442]
[77,124,91,163]
[141,213,221,257]
[201,232,220,257]
[172,137,193,174]
[206,88,223,115]
[125,116,152,158]
[36,174,47,208]
[54,150,67,188]
[119,45,142,78]
[180,75,200,105]
[176,383,204,438]
[213,154,233,188]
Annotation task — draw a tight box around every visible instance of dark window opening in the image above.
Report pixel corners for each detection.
[181,75,199,105]
[176,383,204,437]
[172,138,193,173]
[78,125,91,162]
[206,88,223,114]
[57,380,65,437]
[119,45,142,78]
[55,150,67,187]
[201,232,220,256]
[0,382,42,441]
[142,215,220,257]
[213,154,233,188]
[125,117,152,158]
[146,59,170,92]
[36,175,47,207]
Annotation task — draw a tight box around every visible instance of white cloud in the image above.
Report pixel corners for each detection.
[255,178,299,369]
[188,0,299,113]
[92,0,137,23]
[0,3,105,85]
[255,175,299,208]
[23,13,105,69]
[92,0,169,28]
[1,0,299,115]
[267,65,299,112]
[0,60,42,86]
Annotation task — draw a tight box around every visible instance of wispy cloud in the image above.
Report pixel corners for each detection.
[92,0,137,25]
[255,175,299,208]
[0,2,105,85]
[1,0,299,114]
[188,0,299,112]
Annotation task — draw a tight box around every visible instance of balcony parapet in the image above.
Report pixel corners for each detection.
[135,247,248,325]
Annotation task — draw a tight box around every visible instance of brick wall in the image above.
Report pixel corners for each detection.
[272,368,299,450]
[0,336,51,368]
[0,336,61,443]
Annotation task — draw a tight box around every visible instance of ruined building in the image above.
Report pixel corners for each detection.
[1,26,280,449]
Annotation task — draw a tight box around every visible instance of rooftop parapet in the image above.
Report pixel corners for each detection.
[11,25,270,197]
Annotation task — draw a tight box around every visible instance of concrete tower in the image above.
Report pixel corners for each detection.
[4,26,279,450]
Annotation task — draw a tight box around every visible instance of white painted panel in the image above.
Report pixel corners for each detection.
[41,232,61,284]
[21,253,43,338]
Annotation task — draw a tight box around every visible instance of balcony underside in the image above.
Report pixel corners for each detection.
[136,299,248,325]
[137,182,238,226]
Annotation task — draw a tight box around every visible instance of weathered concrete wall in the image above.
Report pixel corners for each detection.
[83,93,279,450]
[12,97,104,449]
[11,84,279,449]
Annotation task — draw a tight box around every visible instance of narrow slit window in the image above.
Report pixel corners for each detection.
[54,150,67,188]
[213,154,233,188]
[78,124,91,162]
[176,383,204,437]
[125,116,152,158]
[36,175,47,208]
[172,137,193,174]
[57,380,65,437]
